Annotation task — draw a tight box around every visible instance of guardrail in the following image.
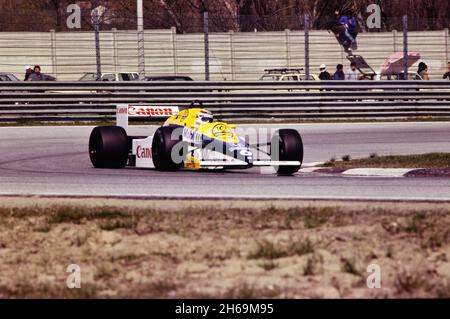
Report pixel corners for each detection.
[0,81,449,122]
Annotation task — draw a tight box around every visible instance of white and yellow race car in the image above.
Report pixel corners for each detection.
[89,104,303,175]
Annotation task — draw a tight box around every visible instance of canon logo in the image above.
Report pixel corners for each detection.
[136,146,152,159]
[128,106,176,117]
[117,107,128,114]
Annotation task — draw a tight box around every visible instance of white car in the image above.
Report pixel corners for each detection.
[375,71,422,81]
[260,68,320,81]
[79,72,139,81]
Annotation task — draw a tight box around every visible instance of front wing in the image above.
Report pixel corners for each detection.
[199,160,301,168]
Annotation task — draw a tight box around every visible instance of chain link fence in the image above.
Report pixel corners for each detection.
[0,9,449,81]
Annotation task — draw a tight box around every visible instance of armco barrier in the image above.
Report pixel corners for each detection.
[0,81,449,122]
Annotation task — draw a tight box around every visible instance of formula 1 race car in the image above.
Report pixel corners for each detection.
[89,105,304,175]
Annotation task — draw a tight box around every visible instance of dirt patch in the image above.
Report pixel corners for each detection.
[0,197,450,298]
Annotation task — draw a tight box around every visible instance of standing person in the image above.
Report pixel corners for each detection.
[338,11,356,51]
[318,64,331,80]
[332,64,345,80]
[24,66,34,81]
[443,61,450,80]
[346,62,360,80]
[347,13,358,50]
[28,65,56,81]
[329,10,350,52]
[417,62,430,80]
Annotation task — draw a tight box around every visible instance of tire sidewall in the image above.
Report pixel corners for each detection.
[272,129,303,175]
[152,126,186,171]
[89,126,129,168]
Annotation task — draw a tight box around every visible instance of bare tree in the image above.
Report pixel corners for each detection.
[0,0,449,32]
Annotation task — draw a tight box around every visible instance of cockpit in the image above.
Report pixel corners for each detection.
[195,110,214,127]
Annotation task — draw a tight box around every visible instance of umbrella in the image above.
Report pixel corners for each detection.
[380,52,421,75]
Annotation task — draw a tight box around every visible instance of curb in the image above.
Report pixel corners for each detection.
[301,167,450,178]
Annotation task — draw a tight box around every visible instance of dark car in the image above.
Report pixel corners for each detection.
[144,75,193,81]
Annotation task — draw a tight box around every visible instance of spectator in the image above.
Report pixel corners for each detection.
[333,64,345,80]
[348,14,358,39]
[443,61,450,80]
[346,62,360,80]
[331,10,341,27]
[318,64,331,80]
[417,62,430,80]
[24,65,33,81]
[338,10,357,50]
[28,65,56,81]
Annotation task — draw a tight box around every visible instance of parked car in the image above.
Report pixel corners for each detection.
[0,72,20,81]
[78,72,139,81]
[144,75,194,81]
[259,68,319,81]
[376,71,422,81]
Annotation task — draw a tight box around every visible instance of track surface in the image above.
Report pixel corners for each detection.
[0,122,449,200]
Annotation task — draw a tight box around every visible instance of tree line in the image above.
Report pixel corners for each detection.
[0,0,448,32]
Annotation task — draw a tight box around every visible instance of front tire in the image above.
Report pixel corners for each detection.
[152,126,187,171]
[271,129,304,175]
[89,126,129,168]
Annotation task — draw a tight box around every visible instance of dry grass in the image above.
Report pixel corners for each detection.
[248,237,315,260]
[323,153,450,169]
[0,197,449,298]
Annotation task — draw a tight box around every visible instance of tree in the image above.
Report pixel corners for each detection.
[0,0,448,32]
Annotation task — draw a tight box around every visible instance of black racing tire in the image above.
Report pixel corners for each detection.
[271,129,304,175]
[152,126,187,171]
[89,126,129,168]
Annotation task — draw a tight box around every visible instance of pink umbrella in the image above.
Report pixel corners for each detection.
[380,52,421,75]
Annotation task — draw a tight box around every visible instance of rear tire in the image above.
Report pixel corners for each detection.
[89,126,129,168]
[152,126,187,171]
[271,129,304,175]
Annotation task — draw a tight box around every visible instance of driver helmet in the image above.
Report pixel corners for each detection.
[195,109,213,127]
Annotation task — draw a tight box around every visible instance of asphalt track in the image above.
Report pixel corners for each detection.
[0,122,449,201]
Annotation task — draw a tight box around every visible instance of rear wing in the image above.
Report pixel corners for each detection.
[116,104,180,133]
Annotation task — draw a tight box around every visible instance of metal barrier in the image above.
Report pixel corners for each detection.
[0,81,449,122]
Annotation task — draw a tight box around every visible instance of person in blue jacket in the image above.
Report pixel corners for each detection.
[340,12,357,49]
[347,14,358,50]
[332,64,345,80]
[332,10,358,51]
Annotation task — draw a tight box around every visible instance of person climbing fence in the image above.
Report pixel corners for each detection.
[328,10,359,53]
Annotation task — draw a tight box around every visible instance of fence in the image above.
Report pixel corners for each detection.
[1,18,450,81]
[0,81,449,123]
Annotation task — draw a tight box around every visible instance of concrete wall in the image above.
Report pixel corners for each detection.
[0,28,448,81]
